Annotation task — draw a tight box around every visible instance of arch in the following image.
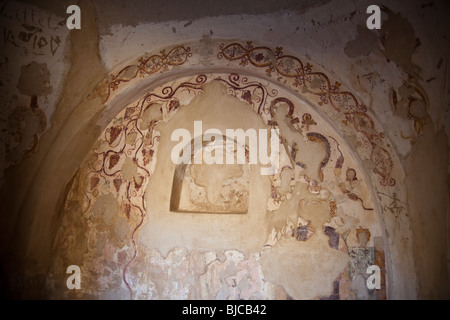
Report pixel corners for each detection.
[47,40,415,300]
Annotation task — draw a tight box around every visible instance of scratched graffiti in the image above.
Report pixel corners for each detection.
[0,1,66,56]
[377,191,407,237]
[0,1,70,171]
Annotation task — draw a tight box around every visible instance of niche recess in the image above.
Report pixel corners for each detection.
[170,135,250,214]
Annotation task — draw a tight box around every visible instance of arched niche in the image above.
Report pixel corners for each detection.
[48,40,415,300]
[170,134,251,214]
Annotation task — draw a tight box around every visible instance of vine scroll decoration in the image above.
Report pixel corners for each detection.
[84,75,207,298]
[214,73,278,115]
[218,41,395,187]
[93,45,192,104]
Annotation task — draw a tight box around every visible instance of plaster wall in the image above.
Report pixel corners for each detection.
[0,0,448,300]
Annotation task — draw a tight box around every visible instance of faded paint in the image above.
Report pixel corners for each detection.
[0,0,448,300]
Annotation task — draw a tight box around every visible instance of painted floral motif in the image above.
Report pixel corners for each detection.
[93,45,192,103]
[84,75,207,296]
[218,41,395,187]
